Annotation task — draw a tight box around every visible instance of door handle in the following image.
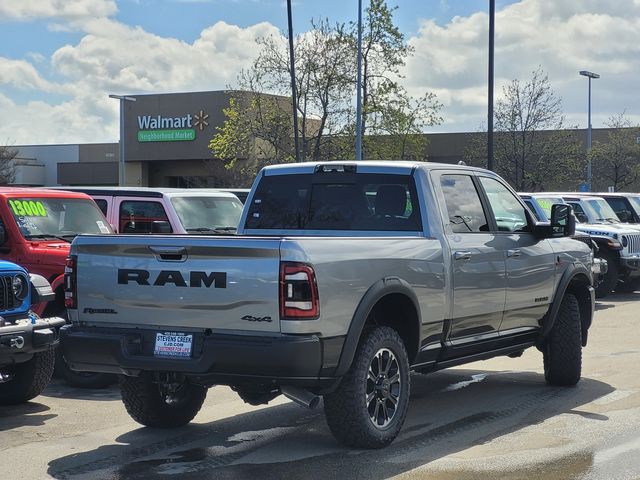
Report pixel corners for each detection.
[149,246,187,261]
[507,249,521,258]
[454,251,472,261]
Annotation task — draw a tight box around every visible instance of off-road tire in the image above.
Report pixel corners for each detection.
[543,293,582,386]
[323,326,410,449]
[56,349,117,389]
[120,375,207,428]
[595,253,617,298]
[0,348,56,405]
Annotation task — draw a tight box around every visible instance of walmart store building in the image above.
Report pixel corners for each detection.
[13,91,239,187]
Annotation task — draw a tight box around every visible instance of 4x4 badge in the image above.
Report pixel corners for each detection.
[241,315,272,323]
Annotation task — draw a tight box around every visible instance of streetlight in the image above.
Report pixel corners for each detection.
[109,94,137,186]
[487,0,495,171]
[579,70,600,191]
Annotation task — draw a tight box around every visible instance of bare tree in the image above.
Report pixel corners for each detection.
[0,146,17,185]
[590,113,640,192]
[466,68,583,192]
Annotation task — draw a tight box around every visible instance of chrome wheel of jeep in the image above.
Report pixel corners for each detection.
[366,347,401,429]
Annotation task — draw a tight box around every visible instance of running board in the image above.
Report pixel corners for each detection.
[413,342,535,374]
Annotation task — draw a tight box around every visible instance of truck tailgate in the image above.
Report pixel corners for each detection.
[73,235,282,333]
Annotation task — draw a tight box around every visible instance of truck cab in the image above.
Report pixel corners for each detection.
[48,187,244,235]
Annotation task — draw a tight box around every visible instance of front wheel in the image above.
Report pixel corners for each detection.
[0,349,56,405]
[120,375,207,428]
[543,293,582,386]
[323,326,410,449]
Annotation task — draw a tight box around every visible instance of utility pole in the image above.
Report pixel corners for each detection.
[108,94,137,186]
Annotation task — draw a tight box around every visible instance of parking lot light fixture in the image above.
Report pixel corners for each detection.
[579,70,600,191]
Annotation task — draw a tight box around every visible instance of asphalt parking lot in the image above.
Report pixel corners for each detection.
[2,293,640,480]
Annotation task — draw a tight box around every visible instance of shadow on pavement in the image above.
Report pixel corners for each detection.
[41,379,121,402]
[48,367,615,480]
[0,401,57,431]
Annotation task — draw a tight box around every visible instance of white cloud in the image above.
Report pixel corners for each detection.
[0,0,117,22]
[403,0,640,132]
[0,17,281,144]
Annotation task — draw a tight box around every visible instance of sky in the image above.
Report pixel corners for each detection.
[0,0,638,145]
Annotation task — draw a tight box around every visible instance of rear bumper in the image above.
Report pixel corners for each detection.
[0,316,66,366]
[60,325,344,389]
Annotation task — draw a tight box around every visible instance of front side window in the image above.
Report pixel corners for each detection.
[119,200,172,234]
[246,173,422,232]
[566,202,589,223]
[7,197,113,240]
[440,175,488,233]
[171,196,243,233]
[478,177,529,233]
[602,197,633,222]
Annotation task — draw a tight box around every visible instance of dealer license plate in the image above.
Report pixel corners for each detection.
[154,332,193,358]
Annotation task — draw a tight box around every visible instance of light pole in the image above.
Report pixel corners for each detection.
[487,0,495,171]
[109,94,137,186]
[286,0,301,162]
[579,70,599,191]
[355,0,363,160]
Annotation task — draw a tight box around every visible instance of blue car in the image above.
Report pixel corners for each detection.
[0,261,65,404]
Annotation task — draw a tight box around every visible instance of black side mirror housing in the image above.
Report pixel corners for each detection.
[550,204,575,237]
[151,220,172,234]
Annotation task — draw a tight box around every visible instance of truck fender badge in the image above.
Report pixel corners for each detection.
[83,308,118,314]
[241,315,272,323]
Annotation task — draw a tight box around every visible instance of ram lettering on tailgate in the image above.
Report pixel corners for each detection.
[117,269,227,288]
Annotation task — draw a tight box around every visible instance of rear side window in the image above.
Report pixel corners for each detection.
[245,173,422,231]
[94,199,108,216]
[440,175,488,233]
[119,200,172,234]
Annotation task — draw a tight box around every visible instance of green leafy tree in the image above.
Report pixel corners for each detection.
[590,113,640,192]
[210,1,442,179]
[465,68,583,191]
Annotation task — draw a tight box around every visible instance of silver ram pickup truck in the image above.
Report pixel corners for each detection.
[61,161,595,448]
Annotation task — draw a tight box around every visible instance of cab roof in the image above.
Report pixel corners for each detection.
[45,186,240,200]
[0,187,92,200]
[261,161,496,176]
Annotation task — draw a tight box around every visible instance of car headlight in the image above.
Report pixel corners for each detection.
[622,235,629,248]
[12,275,28,300]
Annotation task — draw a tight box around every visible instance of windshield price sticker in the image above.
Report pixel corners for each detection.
[9,200,47,217]
[154,332,193,358]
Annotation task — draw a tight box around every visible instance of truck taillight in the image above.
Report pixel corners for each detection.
[279,262,319,320]
[64,255,77,309]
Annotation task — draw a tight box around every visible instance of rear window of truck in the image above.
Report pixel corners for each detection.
[246,173,422,231]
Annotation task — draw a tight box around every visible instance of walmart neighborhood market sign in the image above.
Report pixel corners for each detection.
[136,110,209,143]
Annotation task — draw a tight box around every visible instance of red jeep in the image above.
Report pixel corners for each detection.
[0,188,115,387]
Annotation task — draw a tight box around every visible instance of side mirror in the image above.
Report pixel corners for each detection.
[550,204,575,237]
[0,224,6,244]
[151,220,171,234]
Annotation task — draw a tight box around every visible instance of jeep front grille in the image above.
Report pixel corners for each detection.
[626,234,640,254]
[0,276,15,311]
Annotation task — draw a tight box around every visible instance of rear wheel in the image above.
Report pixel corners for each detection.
[323,326,410,448]
[56,353,117,389]
[120,375,207,428]
[543,293,582,386]
[0,349,56,405]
